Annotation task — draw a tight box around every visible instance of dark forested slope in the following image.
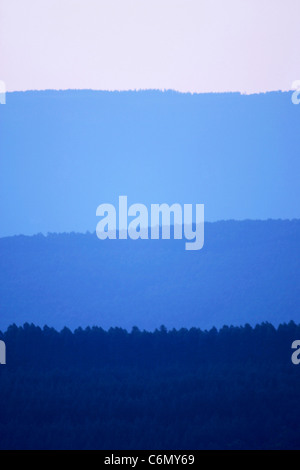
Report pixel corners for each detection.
[0,321,299,450]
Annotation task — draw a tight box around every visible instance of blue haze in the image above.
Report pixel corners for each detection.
[0,90,299,237]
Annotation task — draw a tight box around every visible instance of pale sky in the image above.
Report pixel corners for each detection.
[0,0,299,93]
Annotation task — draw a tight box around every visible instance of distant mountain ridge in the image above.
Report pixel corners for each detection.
[0,90,299,236]
[0,219,299,331]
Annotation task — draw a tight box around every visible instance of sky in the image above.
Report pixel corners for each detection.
[0,1,300,237]
[0,0,300,93]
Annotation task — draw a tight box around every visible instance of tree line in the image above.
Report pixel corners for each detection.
[0,321,299,449]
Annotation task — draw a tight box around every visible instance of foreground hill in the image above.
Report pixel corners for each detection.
[0,321,299,449]
[0,219,299,330]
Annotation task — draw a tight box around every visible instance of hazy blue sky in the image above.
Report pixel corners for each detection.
[1,2,299,237]
[1,0,300,93]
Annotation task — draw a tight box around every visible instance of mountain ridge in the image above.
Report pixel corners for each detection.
[1,219,299,331]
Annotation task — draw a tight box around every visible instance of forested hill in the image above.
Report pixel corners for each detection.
[0,321,299,449]
[1,90,299,237]
[0,219,299,331]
